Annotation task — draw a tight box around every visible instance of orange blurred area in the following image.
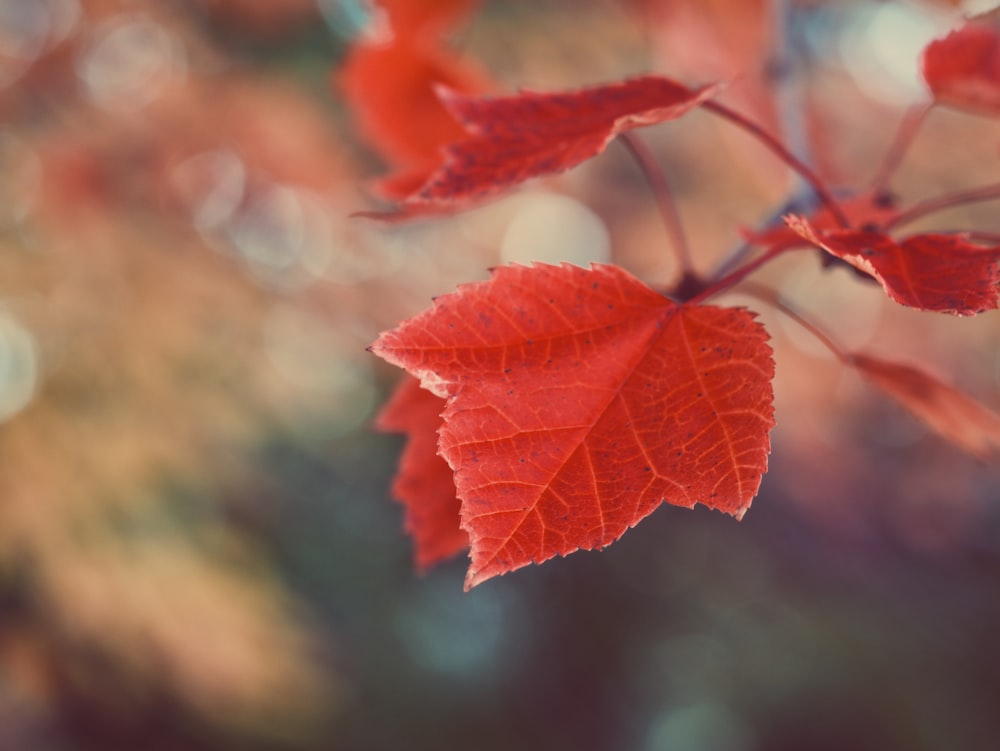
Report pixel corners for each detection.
[1,1,1000,750]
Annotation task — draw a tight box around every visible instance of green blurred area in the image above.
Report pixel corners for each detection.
[1,1,1000,750]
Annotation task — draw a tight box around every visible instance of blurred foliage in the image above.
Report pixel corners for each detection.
[0,1,999,750]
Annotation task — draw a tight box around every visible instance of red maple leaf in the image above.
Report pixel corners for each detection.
[922,9,1000,116]
[337,0,490,202]
[787,215,1000,315]
[375,376,467,571]
[371,262,775,589]
[848,353,1000,460]
[399,76,720,207]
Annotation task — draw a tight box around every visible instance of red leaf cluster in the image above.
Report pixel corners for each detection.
[373,263,774,588]
[364,4,1000,590]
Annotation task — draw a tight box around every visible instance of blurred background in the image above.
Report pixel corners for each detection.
[1,0,1000,749]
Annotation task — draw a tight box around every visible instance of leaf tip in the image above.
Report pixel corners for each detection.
[783,213,813,237]
[462,557,502,591]
[729,503,750,522]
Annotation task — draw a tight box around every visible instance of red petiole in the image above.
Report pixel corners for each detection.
[885,181,1000,232]
[701,100,850,229]
[618,131,693,274]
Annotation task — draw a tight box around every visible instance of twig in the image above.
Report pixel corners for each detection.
[702,100,850,228]
[618,131,693,273]
[687,243,804,305]
[885,181,1000,231]
[736,281,847,360]
[870,103,933,191]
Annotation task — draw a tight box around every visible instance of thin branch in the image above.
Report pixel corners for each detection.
[710,238,757,284]
[709,2,818,284]
[687,243,804,305]
[709,195,814,281]
[702,99,850,228]
[967,231,1000,244]
[618,131,693,273]
[884,181,1000,231]
[869,103,933,191]
[736,281,847,360]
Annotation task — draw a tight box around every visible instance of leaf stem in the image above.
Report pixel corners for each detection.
[736,282,847,360]
[869,103,932,191]
[872,102,934,192]
[884,181,1000,231]
[618,131,693,273]
[709,198,812,281]
[967,231,1000,244]
[686,243,802,305]
[702,100,850,228]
